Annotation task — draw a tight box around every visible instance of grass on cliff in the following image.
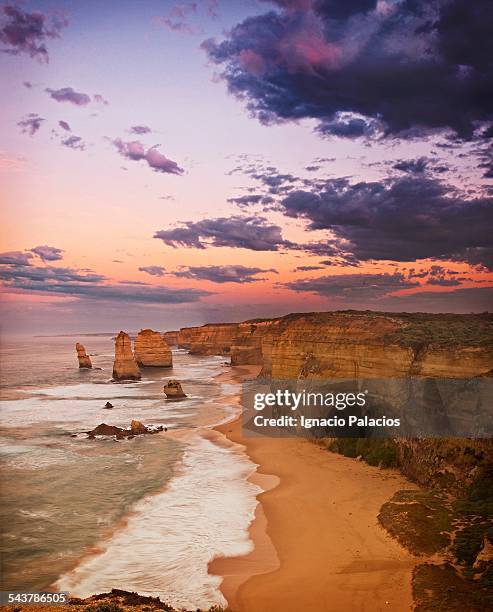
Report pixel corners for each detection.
[327,438,399,468]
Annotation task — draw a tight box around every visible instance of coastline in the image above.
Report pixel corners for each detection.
[210,366,420,612]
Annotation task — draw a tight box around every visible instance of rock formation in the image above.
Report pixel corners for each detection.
[134,329,172,367]
[178,323,239,354]
[163,379,186,398]
[112,331,141,380]
[87,420,163,439]
[130,419,147,435]
[104,402,113,409]
[163,330,180,346]
[230,319,273,365]
[76,342,92,368]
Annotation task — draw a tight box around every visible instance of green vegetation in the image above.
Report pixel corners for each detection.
[85,605,124,612]
[327,438,398,467]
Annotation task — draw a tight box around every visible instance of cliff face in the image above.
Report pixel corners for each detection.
[134,329,172,367]
[259,312,493,379]
[163,330,179,346]
[230,319,274,365]
[178,323,239,355]
[76,342,92,368]
[112,331,141,380]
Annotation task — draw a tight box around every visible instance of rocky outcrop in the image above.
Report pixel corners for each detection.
[76,342,92,368]
[112,331,141,380]
[179,323,239,355]
[134,329,172,367]
[163,379,186,398]
[231,319,274,365]
[258,312,493,379]
[87,420,164,438]
[163,330,179,346]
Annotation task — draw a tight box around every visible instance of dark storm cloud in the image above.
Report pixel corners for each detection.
[0,251,33,265]
[0,4,67,62]
[284,272,418,300]
[277,175,493,269]
[392,157,450,175]
[17,113,44,136]
[139,265,166,277]
[154,216,293,251]
[46,87,91,106]
[0,262,210,304]
[30,245,63,261]
[172,265,277,283]
[203,0,493,140]
[112,138,184,175]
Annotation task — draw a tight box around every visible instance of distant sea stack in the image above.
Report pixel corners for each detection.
[112,331,141,380]
[134,329,172,367]
[76,342,92,368]
[163,379,186,398]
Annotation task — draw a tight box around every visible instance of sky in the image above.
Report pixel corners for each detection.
[0,0,492,334]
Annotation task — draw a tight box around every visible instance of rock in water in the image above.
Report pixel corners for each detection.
[104,402,113,409]
[112,331,141,380]
[76,342,92,368]
[134,329,172,367]
[163,379,187,399]
[88,423,126,437]
[130,419,147,435]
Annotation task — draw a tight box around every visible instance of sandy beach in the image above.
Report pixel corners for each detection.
[209,366,419,612]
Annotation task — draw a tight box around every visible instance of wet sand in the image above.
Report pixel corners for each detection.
[209,367,418,612]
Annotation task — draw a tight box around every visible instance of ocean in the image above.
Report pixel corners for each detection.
[0,335,260,610]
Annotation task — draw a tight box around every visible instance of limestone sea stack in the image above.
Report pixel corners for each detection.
[134,329,172,367]
[112,331,141,380]
[163,379,186,399]
[76,342,92,368]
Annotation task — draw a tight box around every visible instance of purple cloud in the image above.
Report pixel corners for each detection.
[46,87,91,106]
[93,94,109,105]
[0,4,67,62]
[139,265,166,277]
[172,264,278,283]
[130,125,152,135]
[61,135,85,151]
[58,120,71,132]
[31,245,63,262]
[112,138,183,175]
[18,113,44,136]
[0,251,33,265]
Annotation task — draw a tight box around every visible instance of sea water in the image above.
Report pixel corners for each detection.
[0,335,260,609]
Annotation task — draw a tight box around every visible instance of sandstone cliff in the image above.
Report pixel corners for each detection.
[163,330,179,346]
[76,342,92,368]
[230,319,274,365]
[112,331,141,380]
[134,329,172,367]
[259,311,493,379]
[178,323,239,355]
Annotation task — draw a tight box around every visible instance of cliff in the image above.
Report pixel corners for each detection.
[134,329,172,367]
[178,323,239,355]
[75,342,92,368]
[258,311,493,379]
[112,331,141,380]
[163,330,179,346]
[230,319,274,365]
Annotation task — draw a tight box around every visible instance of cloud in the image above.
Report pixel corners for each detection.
[139,265,166,277]
[0,251,33,265]
[284,272,418,301]
[294,265,324,272]
[154,215,292,251]
[0,261,210,304]
[156,2,199,34]
[203,0,493,140]
[58,120,71,132]
[276,174,493,269]
[112,138,184,175]
[18,113,44,136]
[130,125,152,135]
[93,94,109,105]
[0,4,67,62]
[61,135,85,150]
[172,265,278,283]
[30,245,63,261]
[46,87,91,106]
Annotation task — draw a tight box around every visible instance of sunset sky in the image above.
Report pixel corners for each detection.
[1,0,492,334]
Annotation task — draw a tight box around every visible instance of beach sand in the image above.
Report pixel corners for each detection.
[209,366,419,612]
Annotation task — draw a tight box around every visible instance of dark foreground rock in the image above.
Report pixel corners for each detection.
[104,402,114,409]
[1,588,225,611]
[86,420,164,439]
